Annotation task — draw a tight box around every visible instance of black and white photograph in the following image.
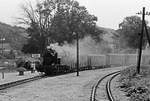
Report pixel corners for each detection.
[0,0,150,101]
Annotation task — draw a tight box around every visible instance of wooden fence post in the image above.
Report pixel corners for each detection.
[87,56,92,70]
[2,72,4,79]
[105,54,110,66]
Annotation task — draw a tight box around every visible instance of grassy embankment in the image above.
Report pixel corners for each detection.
[119,65,150,101]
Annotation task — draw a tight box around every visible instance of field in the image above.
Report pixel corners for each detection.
[119,65,150,101]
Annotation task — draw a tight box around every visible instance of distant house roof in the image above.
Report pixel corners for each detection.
[0,43,12,50]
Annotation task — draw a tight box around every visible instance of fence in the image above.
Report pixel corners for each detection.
[61,54,150,68]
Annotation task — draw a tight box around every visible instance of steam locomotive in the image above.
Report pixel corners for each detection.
[36,47,70,75]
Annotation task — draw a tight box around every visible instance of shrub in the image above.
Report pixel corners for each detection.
[24,61,31,70]
[15,58,26,68]
[119,65,150,101]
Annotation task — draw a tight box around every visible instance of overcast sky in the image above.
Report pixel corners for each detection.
[0,0,150,29]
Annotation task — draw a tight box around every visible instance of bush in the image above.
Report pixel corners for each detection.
[16,58,26,68]
[119,65,150,101]
[35,61,43,72]
[24,61,31,70]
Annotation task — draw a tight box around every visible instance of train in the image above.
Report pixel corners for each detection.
[16,46,94,75]
[35,47,72,75]
[17,47,111,75]
[34,46,94,75]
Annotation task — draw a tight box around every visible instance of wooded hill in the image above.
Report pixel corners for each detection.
[0,22,27,50]
[0,21,118,53]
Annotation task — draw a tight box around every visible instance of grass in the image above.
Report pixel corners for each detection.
[119,65,150,101]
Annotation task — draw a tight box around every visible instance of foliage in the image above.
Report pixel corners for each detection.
[15,58,33,70]
[15,58,26,68]
[0,22,27,50]
[115,16,148,49]
[49,0,102,44]
[119,66,150,101]
[21,39,42,54]
[35,61,43,72]
[2,50,16,59]
[20,0,103,54]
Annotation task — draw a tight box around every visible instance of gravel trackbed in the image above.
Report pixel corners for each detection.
[0,67,124,101]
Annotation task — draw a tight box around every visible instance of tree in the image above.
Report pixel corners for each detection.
[49,0,102,45]
[19,1,50,54]
[19,0,103,54]
[116,16,147,49]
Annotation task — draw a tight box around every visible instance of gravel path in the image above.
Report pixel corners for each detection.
[0,67,125,101]
[0,71,39,85]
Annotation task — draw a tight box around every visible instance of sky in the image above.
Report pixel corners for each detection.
[0,0,150,29]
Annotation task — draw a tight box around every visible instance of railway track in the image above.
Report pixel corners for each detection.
[90,71,120,101]
[0,74,46,90]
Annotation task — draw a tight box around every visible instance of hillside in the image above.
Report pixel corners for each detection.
[0,22,119,54]
[0,22,28,50]
[97,26,118,43]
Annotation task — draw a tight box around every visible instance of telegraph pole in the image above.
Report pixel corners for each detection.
[136,7,145,74]
[136,7,150,74]
[76,32,79,76]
